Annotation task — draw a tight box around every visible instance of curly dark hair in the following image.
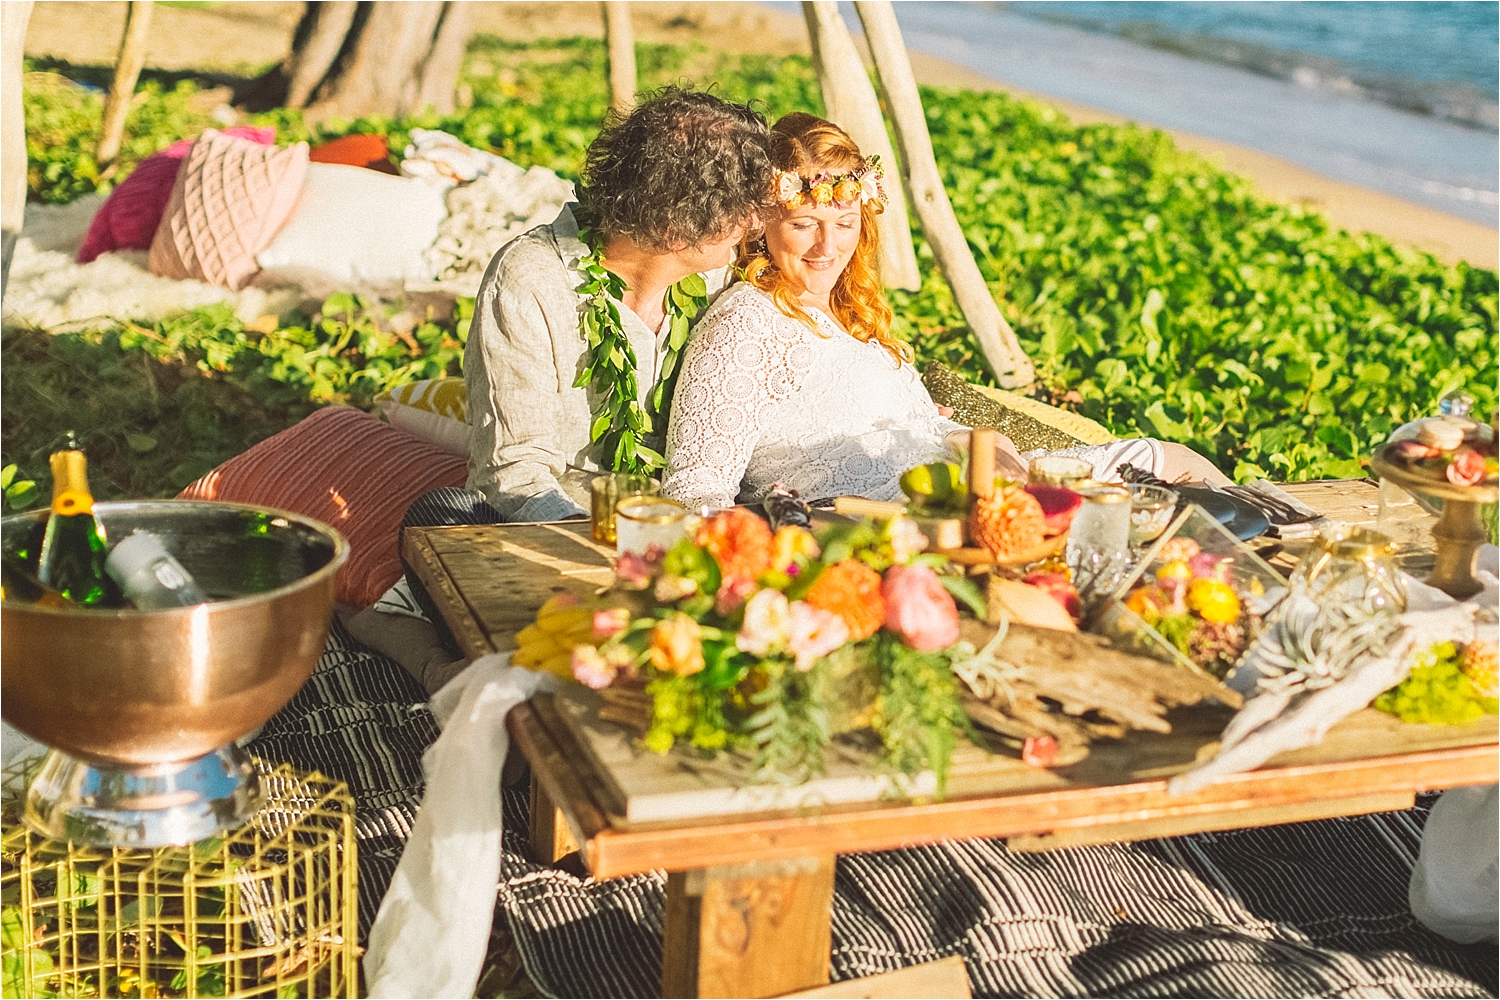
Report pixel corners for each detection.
[580,87,776,250]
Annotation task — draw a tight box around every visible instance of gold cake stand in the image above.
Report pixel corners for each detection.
[1370,450,1497,599]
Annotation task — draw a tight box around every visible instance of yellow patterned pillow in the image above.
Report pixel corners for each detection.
[374,378,468,455]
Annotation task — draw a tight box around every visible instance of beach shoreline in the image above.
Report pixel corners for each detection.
[23,0,1496,268]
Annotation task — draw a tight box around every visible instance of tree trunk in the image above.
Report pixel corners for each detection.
[602,2,637,115]
[1,0,33,294]
[414,1,472,115]
[306,2,444,120]
[97,0,153,168]
[801,1,920,292]
[285,0,357,109]
[854,1,1036,389]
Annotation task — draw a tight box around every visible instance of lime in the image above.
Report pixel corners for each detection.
[900,464,936,500]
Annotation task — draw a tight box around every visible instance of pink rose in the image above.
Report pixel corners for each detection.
[715,575,758,615]
[592,607,631,640]
[881,564,960,651]
[787,601,849,671]
[1188,551,1230,582]
[571,645,616,689]
[1447,447,1486,486]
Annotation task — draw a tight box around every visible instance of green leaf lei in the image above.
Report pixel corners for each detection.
[571,216,710,474]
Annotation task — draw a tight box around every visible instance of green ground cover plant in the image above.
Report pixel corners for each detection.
[6,36,1495,504]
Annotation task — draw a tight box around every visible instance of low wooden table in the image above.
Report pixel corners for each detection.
[402,480,1496,999]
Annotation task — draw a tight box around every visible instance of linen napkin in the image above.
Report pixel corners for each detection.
[364,655,559,999]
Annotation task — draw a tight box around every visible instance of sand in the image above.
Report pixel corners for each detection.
[24,0,1496,269]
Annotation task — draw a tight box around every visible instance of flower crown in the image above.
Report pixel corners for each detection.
[773,155,886,212]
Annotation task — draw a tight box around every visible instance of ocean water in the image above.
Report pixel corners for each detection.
[1010,1,1499,130]
[789,1,1499,227]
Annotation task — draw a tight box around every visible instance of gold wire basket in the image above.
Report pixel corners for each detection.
[1,760,358,999]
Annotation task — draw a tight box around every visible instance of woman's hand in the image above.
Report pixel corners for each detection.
[937,404,954,418]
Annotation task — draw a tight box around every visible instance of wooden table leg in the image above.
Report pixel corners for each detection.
[662,855,836,999]
[529,771,579,864]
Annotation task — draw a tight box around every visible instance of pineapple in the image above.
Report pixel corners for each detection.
[969,485,1047,560]
[1461,640,1498,699]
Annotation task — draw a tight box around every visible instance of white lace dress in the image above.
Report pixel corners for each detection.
[663,283,963,507]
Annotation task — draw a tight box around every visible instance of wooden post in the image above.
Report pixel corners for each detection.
[801,1,920,292]
[1,0,33,294]
[528,772,579,864]
[662,856,835,999]
[853,1,1037,389]
[602,1,637,115]
[97,0,153,169]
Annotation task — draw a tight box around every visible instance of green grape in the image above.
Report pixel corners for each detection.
[1375,641,1494,725]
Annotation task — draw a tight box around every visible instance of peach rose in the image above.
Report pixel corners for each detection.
[648,613,705,676]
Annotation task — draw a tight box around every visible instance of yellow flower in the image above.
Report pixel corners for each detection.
[785,191,805,210]
[810,182,834,207]
[771,525,820,572]
[832,177,861,205]
[1156,560,1193,585]
[1187,579,1240,624]
[648,613,705,676]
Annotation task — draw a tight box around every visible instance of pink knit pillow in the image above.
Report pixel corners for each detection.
[149,130,309,290]
[177,406,468,607]
[77,126,274,264]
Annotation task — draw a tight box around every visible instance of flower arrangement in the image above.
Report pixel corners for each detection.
[1123,536,1263,677]
[566,509,983,789]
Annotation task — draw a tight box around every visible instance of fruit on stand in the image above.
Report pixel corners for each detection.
[969,485,1048,560]
[899,461,965,511]
[1383,416,1498,486]
[1022,484,1083,536]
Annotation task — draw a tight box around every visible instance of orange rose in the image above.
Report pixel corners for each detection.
[805,559,885,641]
[648,613,705,676]
[832,177,861,205]
[810,182,834,207]
[694,508,774,584]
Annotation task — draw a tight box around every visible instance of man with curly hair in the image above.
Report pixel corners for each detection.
[461,87,775,521]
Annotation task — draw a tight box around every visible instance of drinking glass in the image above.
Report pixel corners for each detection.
[615,496,688,558]
[590,473,659,545]
[1127,484,1178,547]
[1067,483,1131,598]
[1028,455,1093,489]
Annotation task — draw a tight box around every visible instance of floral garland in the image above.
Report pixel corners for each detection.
[572,215,710,474]
[773,154,887,212]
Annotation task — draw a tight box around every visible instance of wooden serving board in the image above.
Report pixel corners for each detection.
[544,685,1495,829]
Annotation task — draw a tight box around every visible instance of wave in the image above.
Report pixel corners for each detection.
[1004,3,1499,132]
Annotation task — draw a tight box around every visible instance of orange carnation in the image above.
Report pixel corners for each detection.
[694,508,774,584]
[805,559,885,641]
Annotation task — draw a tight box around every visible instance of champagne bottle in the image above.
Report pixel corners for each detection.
[37,448,114,606]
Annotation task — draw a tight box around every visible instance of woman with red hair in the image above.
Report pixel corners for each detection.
[663,112,1223,508]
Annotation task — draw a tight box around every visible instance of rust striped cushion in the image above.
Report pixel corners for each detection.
[178,406,466,606]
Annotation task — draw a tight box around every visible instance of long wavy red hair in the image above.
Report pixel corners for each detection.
[738,113,908,364]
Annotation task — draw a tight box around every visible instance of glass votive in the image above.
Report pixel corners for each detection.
[1128,483,1179,547]
[1290,527,1407,614]
[590,473,659,545]
[1029,455,1094,489]
[1067,483,1131,562]
[615,496,688,558]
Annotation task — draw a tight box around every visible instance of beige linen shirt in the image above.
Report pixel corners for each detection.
[464,204,729,520]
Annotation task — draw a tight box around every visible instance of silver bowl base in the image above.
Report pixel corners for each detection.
[24,744,262,848]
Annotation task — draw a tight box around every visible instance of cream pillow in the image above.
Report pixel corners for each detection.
[256,163,448,287]
[375,378,468,455]
[149,130,310,290]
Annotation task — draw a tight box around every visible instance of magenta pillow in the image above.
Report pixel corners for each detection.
[76,126,275,264]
